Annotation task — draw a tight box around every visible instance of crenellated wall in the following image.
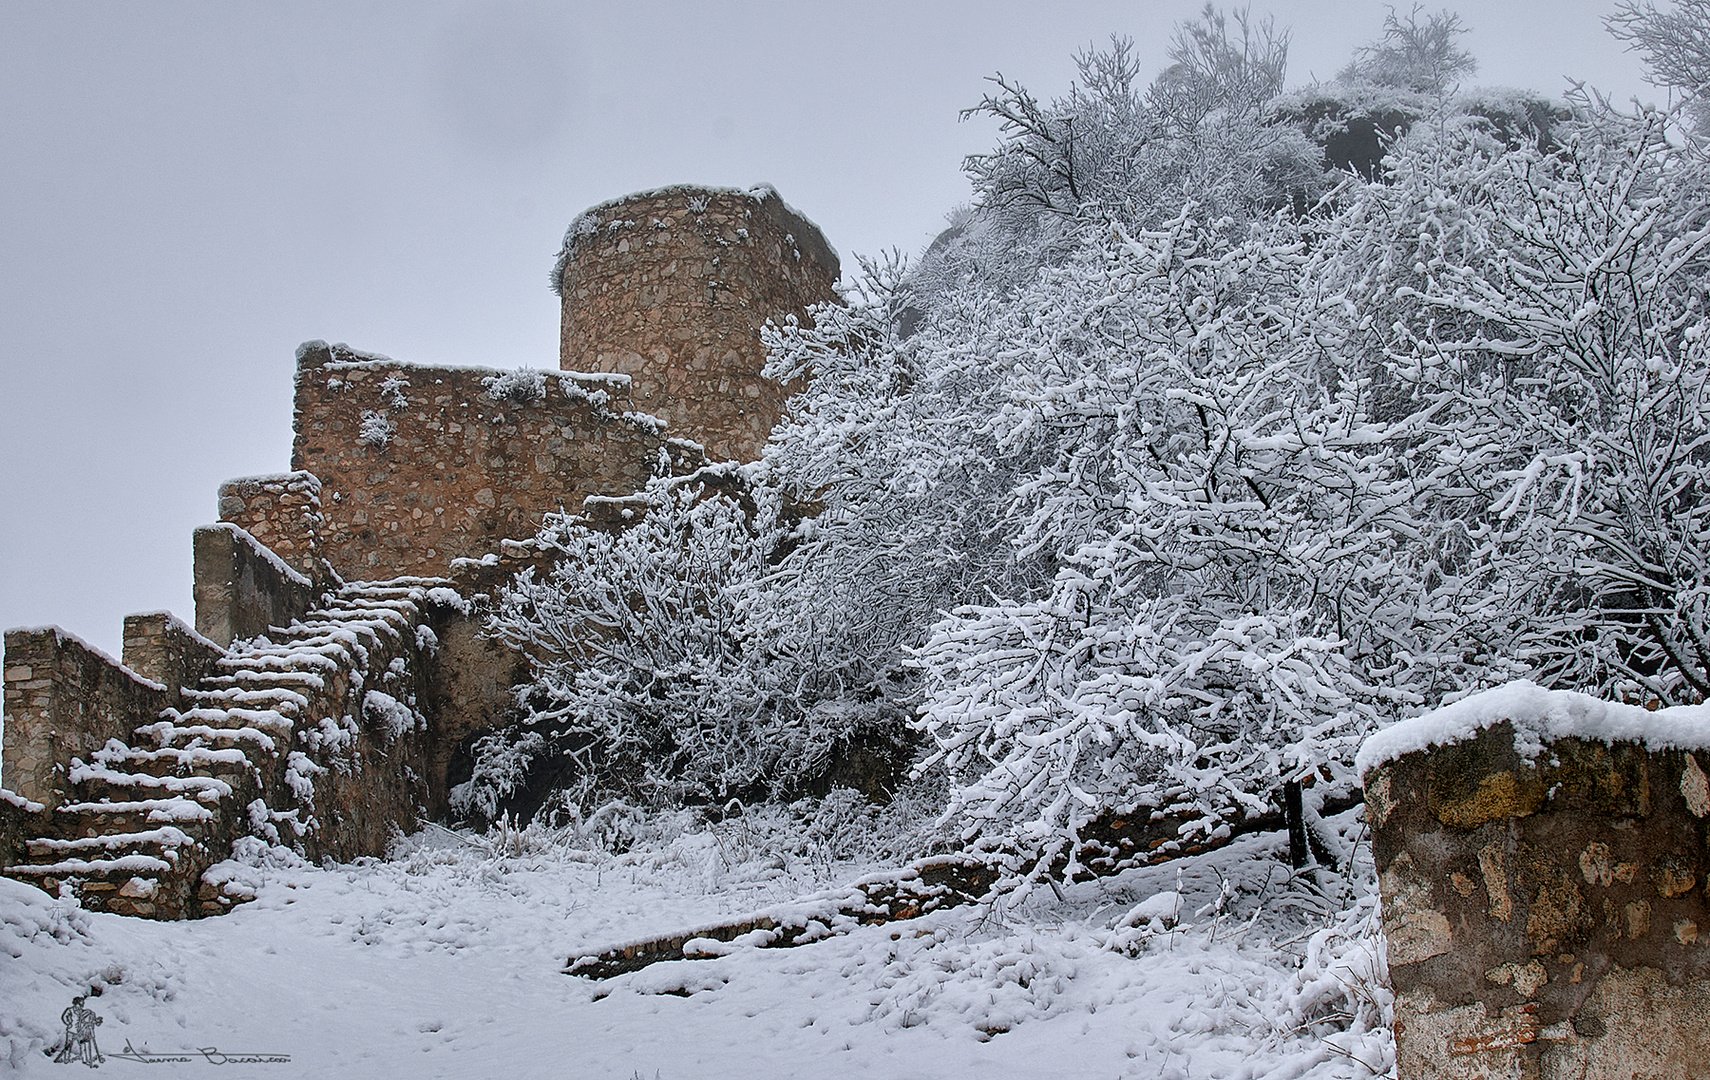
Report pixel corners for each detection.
[192,522,320,648]
[216,471,330,582]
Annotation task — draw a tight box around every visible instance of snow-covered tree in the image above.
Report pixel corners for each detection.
[1609,0,1710,136]
[465,476,913,819]
[1338,6,1478,95]
[909,204,1506,883]
[1362,98,1710,701]
[913,8,1321,318]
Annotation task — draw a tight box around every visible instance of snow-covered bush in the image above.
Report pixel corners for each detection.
[1338,5,1477,94]
[486,10,1710,892]
[1355,96,1710,702]
[482,367,549,405]
[470,477,915,821]
[908,205,1499,881]
[357,410,394,449]
[1610,0,1710,136]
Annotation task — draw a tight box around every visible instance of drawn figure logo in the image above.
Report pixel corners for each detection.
[53,995,103,1068]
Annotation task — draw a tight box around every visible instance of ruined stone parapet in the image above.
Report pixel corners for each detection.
[556,184,840,464]
[2,627,170,810]
[1360,682,1710,1079]
[192,523,319,648]
[217,471,330,583]
[291,341,700,579]
[121,611,226,710]
[5,581,446,918]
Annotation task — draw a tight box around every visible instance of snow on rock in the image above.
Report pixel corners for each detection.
[1357,679,1710,776]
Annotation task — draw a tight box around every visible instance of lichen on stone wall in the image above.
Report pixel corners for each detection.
[1364,684,1710,1079]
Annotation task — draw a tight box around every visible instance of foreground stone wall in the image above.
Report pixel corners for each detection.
[1365,695,1710,1079]
[557,184,840,464]
[2,627,170,810]
[291,341,700,579]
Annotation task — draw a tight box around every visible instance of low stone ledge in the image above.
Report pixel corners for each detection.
[1361,681,1710,1079]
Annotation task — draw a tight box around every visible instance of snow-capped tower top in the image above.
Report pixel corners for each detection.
[554,184,841,464]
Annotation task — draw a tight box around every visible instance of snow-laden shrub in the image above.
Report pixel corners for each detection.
[1348,95,1710,702]
[913,19,1321,319]
[363,690,420,743]
[482,367,549,405]
[357,410,394,449]
[469,478,914,821]
[906,205,1503,882]
[379,372,409,409]
[450,729,546,823]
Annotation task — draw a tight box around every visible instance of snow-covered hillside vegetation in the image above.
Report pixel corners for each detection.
[471,2,1710,892]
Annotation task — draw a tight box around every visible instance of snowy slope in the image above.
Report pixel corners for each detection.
[3,809,1390,1079]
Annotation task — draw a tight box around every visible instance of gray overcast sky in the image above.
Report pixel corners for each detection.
[0,1,1655,656]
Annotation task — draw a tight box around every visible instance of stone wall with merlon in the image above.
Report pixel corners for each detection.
[556,184,840,464]
[217,471,329,582]
[2,627,171,810]
[291,341,700,579]
[121,610,226,710]
[193,523,319,647]
[1360,683,1710,1080]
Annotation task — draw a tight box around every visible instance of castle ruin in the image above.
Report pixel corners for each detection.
[0,183,839,918]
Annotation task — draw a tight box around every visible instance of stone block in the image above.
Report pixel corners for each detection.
[1361,683,1710,1079]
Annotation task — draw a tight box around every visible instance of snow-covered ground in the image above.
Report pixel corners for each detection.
[3,806,1392,1079]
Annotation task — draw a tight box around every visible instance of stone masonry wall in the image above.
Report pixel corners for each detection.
[291,341,702,580]
[1366,715,1710,1079]
[217,471,330,582]
[557,184,840,464]
[192,523,319,648]
[2,627,170,810]
[6,581,442,919]
[121,610,226,710]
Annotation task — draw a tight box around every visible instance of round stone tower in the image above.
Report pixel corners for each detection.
[554,184,840,464]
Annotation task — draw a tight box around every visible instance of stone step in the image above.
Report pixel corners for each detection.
[9,825,204,917]
[64,760,238,808]
[20,824,197,865]
[134,717,284,754]
[92,742,255,776]
[55,797,218,830]
[179,684,310,712]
